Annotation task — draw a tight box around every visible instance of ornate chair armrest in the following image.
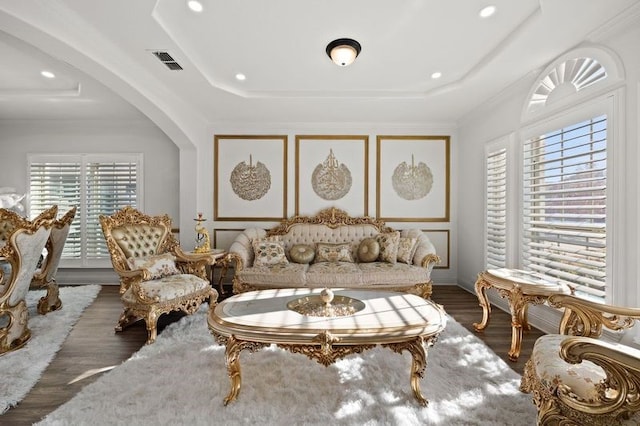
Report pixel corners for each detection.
[115,266,149,281]
[549,294,640,337]
[559,336,640,416]
[226,252,245,271]
[418,253,440,270]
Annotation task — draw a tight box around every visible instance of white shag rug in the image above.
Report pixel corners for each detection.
[0,285,101,414]
[38,304,537,426]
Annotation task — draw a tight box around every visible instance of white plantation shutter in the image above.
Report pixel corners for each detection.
[486,147,507,269]
[29,154,142,267]
[29,160,82,259]
[522,116,607,301]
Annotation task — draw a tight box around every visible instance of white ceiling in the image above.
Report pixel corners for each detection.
[0,0,638,125]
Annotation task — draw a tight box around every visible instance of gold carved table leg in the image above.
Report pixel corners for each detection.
[473,275,492,332]
[222,335,269,405]
[385,336,433,406]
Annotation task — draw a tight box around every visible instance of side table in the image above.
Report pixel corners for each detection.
[190,249,227,296]
[473,268,572,361]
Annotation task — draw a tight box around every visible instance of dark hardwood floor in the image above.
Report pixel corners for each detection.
[2,282,544,425]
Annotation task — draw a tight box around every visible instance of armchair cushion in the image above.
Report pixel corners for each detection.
[127,253,180,280]
[121,273,210,303]
[530,334,606,402]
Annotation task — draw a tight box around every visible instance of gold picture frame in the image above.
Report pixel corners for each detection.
[214,135,287,221]
[376,135,450,222]
[295,135,369,216]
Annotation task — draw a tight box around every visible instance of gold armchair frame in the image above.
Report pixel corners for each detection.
[521,294,640,425]
[100,207,218,344]
[30,206,76,314]
[0,210,53,354]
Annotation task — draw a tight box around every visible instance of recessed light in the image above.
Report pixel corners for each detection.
[431,72,442,79]
[235,73,246,81]
[479,5,496,18]
[41,70,55,79]
[187,1,203,13]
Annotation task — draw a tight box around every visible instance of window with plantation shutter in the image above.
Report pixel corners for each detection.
[522,115,607,301]
[28,154,142,267]
[485,147,507,269]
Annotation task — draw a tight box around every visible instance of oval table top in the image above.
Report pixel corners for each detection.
[483,268,572,296]
[208,288,447,345]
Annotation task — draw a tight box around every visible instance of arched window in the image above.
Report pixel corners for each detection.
[518,46,623,302]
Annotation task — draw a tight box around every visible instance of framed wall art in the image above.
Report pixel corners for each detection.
[214,135,287,221]
[295,135,369,217]
[376,135,450,222]
[423,229,450,269]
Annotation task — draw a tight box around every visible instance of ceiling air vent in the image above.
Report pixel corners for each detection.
[152,51,183,71]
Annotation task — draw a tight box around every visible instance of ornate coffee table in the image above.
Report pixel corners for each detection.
[208,288,447,406]
[473,268,572,361]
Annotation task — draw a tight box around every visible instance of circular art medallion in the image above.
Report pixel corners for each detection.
[229,155,271,201]
[311,149,352,200]
[392,155,433,200]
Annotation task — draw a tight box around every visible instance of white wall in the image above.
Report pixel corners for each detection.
[457,25,640,331]
[201,123,459,285]
[0,119,181,219]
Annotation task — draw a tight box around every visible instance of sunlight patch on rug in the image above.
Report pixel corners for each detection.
[0,285,101,414]
[38,304,537,425]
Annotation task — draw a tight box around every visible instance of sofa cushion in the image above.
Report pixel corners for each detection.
[252,239,289,266]
[306,261,363,286]
[397,237,418,264]
[376,231,400,264]
[289,244,315,264]
[127,253,180,280]
[315,243,354,263]
[358,262,430,286]
[357,238,380,263]
[238,263,309,288]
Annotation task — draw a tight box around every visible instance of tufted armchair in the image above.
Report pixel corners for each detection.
[0,209,53,354]
[30,206,76,314]
[99,207,218,344]
[520,294,640,425]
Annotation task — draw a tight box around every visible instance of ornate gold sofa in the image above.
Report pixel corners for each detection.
[227,207,439,298]
[520,294,640,425]
[30,206,76,314]
[0,209,53,354]
[100,207,218,344]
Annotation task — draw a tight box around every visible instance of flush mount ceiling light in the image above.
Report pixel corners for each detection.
[479,5,496,18]
[41,70,55,79]
[187,1,203,13]
[326,38,361,67]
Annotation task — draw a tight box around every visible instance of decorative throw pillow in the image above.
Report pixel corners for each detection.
[397,237,418,264]
[376,231,400,264]
[289,244,315,264]
[315,243,354,263]
[252,239,289,266]
[127,253,180,280]
[357,238,380,263]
